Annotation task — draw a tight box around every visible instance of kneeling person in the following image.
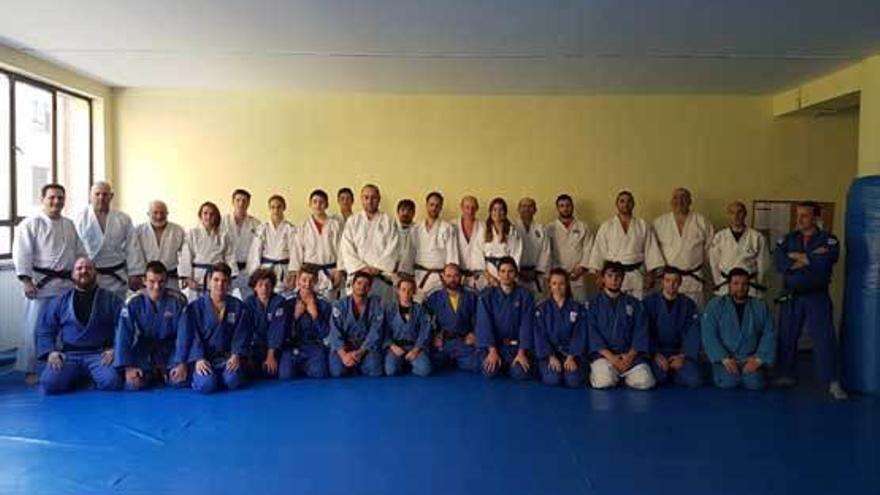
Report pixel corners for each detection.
[476,257,535,380]
[327,271,385,377]
[384,277,432,377]
[643,267,703,387]
[243,268,289,378]
[425,263,478,372]
[534,269,587,388]
[178,263,253,393]
[114,261,189,390]
[37,257,123,394]
[702,268,775,390]
[587,262,655,390]
[279,266,333,379]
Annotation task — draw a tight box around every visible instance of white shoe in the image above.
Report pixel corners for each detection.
[828,381,848,401]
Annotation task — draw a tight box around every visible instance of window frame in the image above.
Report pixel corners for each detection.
[0,66,94,260]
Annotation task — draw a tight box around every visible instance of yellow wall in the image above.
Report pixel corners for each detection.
[115,89,857,230]
[859,55,880,176]
[0,44,114,179]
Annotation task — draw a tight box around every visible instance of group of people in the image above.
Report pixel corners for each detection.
[11,180,847,399]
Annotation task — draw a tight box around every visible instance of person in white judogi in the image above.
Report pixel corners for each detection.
[221,189,260,297]
[179,201,238,300]
[293,189,345,300]
[395,199,416,277]
[477,197,523,288]
[331,187,355,228]
[588,190,664,300]
[13,184,86,382]
[709,201,770,297]
[129,200,186,290]
[339,184,400,304]
[514,197,550,300]
[411,192,459,302]
[455,196,487,290]
[246,195,300,293]
[546,194,593,302]
[652,188,715,306]
[74,181,139,300]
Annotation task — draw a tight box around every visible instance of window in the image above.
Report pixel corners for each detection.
[0,68,93,260]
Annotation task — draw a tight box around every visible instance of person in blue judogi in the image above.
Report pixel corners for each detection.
[176,263,253,393]
[277,265,333,379]
[327,271,385,377]
[534,268,587,388]
[476,256,535,380]
[773,201,847,400]
[642,267,703,388]
[702,268,775,390]
[114,261,189,390]
[36,257,123,394]
[587,262,655,390]
[243,268,289,379]
[425,263,478,372]
[384,277,433,377]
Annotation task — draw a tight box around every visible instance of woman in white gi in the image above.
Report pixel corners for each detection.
[246,195,299,293]
[179,201,237,300]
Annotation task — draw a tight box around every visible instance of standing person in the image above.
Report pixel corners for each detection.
[773,202,847,400]
[515,197,551,300]
[221,189,261,298]
[333,187,355,227]
[546,194,593,302]
[179,201,237,300]
[653,188,714,306]
[709,201,770,297]
[411,192,459,302]
[130,200,187,290]
[246,195,299,292]
[294,189,346,300]
[339,184,400,304]
[588,190,663,300]
[455,195,487,290]
[478,198,523,289]
[395,199,416,278]
[13,184,85,384]
[74,181,139,299]
[534,269,588,388]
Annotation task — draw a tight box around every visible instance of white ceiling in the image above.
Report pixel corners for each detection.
[2,0,880,93]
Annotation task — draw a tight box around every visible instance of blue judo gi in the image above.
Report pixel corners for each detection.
[114,289,188,390]
[424,288,478,372]
[642,292,703,387]
[243,293,289,378]
[533,297,587,388]
[327,295,385,377]
[37,287,123,394]
[475,286,535,379]
[383,303,433,377]
[702,295,776,390]
[276,295,333,379]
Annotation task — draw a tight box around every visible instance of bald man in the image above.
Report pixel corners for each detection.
[708,201,770,297]
[130,200,187,290]
[515,197,551,300]
[455,196,487,290]
[74,181,140,299]
[653,188,714,306]
[339,184,400,304]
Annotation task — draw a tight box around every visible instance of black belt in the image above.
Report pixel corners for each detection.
[392,339,415,347]
[440,330,469,341]
[461,269,478,278]
[620,262,643,273]
[33,267,72,289]
[414,264,444,289]
[314,263,337,275]
[671,264,706,285]
[260,257,290,266]
[716,270,768,292]
[774,287,828,304]
[62,343,108,353]
[484,256,503,269]
[96,262,127,284]
[167,268,179,278]
[520,265,543,292]
[237,262,247,271]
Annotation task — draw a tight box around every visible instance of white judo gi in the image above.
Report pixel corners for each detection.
[476,225,523,290]
[179,224,238,300]
[546,218,594,302]
[293,215,344,300]
[410,219,459,301]
[515,221,551,300]
[74,207,138,299]
[129,221,186,289]
[339,211,400,304]
[221,213,260,296]
[454,217,486,289]
[708,227,771,297]
[653,212,715,306]
[245,220,300,293]
[588,215,664,300]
